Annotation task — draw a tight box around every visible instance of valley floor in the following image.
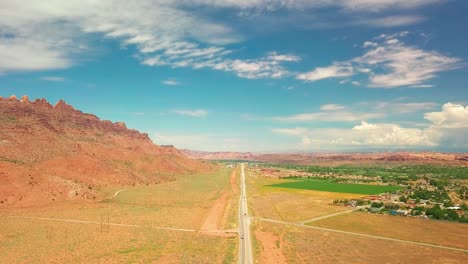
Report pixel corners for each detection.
[0,167,239,263]
[246,167,468,263]
[2,164,467,263]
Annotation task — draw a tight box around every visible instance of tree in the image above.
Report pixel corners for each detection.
[426,205,445,220]
[446,210,459,221]
[461,203,468,211]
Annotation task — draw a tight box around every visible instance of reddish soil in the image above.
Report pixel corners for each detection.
[311,212,468,250]
[0,95,208,207]
[255,221,468,264]
[200,169,238,236]
[253,229,287,264]
[230,168,239,194]
[199,192,229,232]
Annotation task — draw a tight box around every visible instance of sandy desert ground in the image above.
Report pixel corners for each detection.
[0,167,239,263]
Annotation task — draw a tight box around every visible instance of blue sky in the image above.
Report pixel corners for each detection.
[1,0,467,152]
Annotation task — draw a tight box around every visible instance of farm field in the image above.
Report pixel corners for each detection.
[309,211,468,249]
[0,167,238,263]
[246,168,364,222]
[252,221,468,264]
[269,179,401,195]
[247,165,468,263]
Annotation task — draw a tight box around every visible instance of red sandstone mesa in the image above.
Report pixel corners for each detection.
[0,95,206,207]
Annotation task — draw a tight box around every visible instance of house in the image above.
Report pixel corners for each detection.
[396,210,408,216]
[390,210,408,216]
[346,200,357,207]
[364,195,382,201]
[369,207,381,213]
[390,195,400,202]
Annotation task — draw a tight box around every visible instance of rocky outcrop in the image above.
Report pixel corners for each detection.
[54,99,76,112]
[33,98,53,108]
[20,95,29,103]
[0,95,206,207]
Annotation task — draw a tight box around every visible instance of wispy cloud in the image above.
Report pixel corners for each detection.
[0,38,74,73]
[355,15,426,27]
[372,101,438,114]
[275,111,384,122]
[153,132,248,151]
[173,109,208,118]
[410,84,433,88]
[0,1,445,76]
[208,54,299,79]
[40,76,65,82]
[297,64,354,81]
[0,1,306,79]
[183,0,442,12]
[267,51,301,62]
[297,32,462,88]
[320,104,345,111]
[162,79,179,86]
[275,100,438,124]
[272,127,309,136]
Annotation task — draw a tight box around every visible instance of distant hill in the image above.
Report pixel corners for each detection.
[182,149,468,166]
[182,150,257,161]
[0,95,206,207]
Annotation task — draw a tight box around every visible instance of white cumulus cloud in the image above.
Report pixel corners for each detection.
[351,121,436,146]
[424,103,468,128]
[273,102,468,149]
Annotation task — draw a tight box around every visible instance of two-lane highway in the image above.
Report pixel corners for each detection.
[238,163,253,264]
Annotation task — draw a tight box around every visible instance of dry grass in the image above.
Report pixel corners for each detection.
[0,167,238,263]
[0,217,235,263]
[309,211,468,249]
[252,221,468,264]
[247,165,468,263]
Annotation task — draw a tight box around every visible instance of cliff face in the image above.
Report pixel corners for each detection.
[0,96,206,207]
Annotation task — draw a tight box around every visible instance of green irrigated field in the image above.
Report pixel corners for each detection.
[268,179,401,195]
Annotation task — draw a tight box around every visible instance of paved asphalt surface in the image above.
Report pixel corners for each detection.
[238,163,253,264]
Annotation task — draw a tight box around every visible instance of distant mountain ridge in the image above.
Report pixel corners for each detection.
[0,95,206,207]
[182,149,468,165]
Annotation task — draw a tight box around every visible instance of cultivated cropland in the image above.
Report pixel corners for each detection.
[190,151,468,263]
